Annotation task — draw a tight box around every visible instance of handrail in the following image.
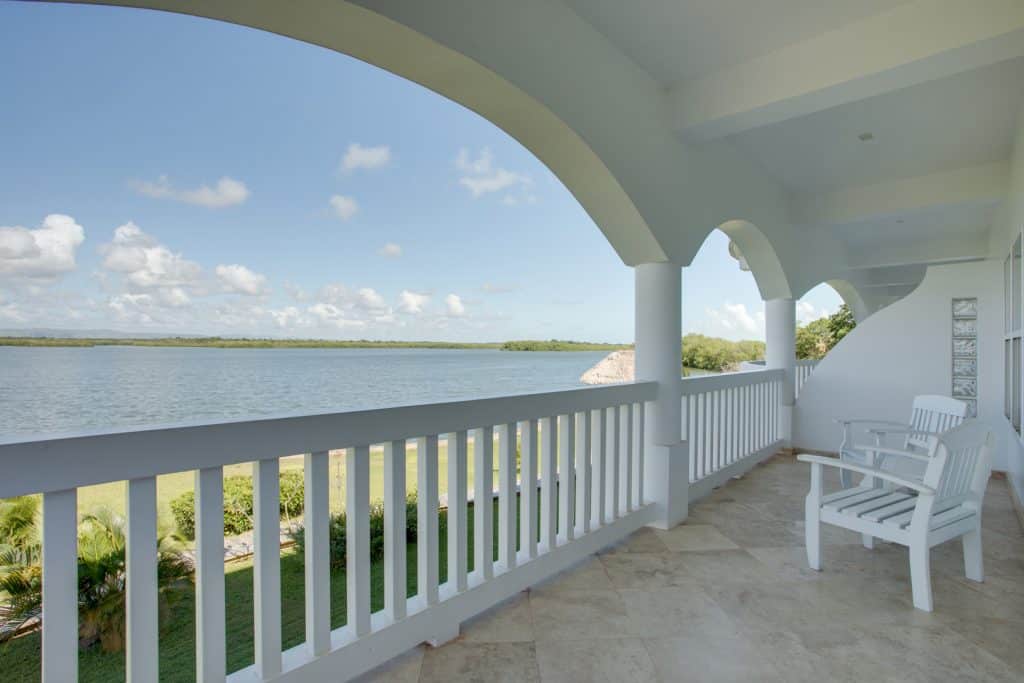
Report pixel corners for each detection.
[0,380,657,499]
[680,368,783,395]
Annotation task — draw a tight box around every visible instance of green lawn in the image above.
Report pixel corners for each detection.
[0,496,524,682]
[77,439,500,530]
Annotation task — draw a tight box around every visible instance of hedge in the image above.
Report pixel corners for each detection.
[289,492,447,569]
[169,470,305,539]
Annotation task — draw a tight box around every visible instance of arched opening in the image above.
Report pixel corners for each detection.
[682,221,791,374]
[794,282,855,362]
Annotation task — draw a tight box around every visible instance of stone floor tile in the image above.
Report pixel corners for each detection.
[419,641,540,683]
[652,523,740,552]
[535,637,657,683]
[461,592,534,643]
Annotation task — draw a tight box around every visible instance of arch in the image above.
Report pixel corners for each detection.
[823,279,870,323]
[56,0,667,265]
[717,219,792,301]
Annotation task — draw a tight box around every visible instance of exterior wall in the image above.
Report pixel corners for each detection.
[794,260,1012,472]
[989,105,1024,500]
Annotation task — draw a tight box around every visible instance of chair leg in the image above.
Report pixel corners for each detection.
[839,468,851,489]
[963,523,984,583]
[909,541,933,612]
[805,504,821,571]
[862,533,874,550]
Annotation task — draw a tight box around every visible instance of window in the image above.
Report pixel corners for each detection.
[1004,233,1022,433]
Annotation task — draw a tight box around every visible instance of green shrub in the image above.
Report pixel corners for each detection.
[681,334,765,372]
[170,469,305,540]
[289,492,445,569]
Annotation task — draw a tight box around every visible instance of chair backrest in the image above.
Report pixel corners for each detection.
[921,419,993,509]
[906,395,968,451]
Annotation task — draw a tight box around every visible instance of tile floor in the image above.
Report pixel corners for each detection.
[357,454,1024,682]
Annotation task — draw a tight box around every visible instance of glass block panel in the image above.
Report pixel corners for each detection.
[952,319,976,337]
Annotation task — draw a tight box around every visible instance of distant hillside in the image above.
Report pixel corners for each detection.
[0,336,628,351]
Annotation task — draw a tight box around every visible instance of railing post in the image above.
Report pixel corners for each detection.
[635,262,688,529]
[765,297,796,446]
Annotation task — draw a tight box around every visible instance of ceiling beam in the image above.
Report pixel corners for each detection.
[792,161,1009,228]
[671,0,1024,142]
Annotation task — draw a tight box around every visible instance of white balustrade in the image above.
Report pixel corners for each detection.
[1,381,656,683]
[683,369,786,501]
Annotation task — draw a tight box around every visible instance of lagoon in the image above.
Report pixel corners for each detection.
[0,346,610,438]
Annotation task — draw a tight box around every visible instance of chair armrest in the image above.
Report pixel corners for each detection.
[866,426,943,438]
[844,444,932,463]
[797,454,935,495]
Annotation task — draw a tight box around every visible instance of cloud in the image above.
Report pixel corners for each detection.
[455,147,531,199]
[341,143,391,172]
[378,242,402,258]
[284,281,309,302]
[216,263,268,296]
[445,293,466,317]
[796,300,835,324]
[100,222,202,291]
[329,194,359,221]
[131,175,249,208]
[308,302,368,329]
[0,214,84,281]
[704,301,765,339]
[268,306,306,329]
[398,290,430,314]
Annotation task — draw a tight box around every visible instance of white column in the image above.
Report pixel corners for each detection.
[765,297,796,445]
[635,262,688,529]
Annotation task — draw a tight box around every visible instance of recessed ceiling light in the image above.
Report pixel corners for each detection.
[896,219,905,224]
[858,132,875,142]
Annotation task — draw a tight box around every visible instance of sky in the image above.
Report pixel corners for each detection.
[0,3,841,343]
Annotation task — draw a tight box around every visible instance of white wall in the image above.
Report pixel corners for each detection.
[794,260,1012,472]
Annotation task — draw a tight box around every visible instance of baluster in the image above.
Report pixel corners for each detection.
[196,466,227,680]
[540,416,557,551]
[498,423,518,570]
[728,388,736,464]
[621,404,632,514]
[42,489,77,683]
[575,411,592,536]
[252,460,281,678]
[634,402,645,506]
[704,391,712,476]
[743,385,751,456]
[687,394,696,482]
[348,446,371,636]
[473,427,494,580]
[606,405,619,522]
[695,393,705,480]
[126,476,158,683]
[303,452,330,657]
[591,408,606,528]
[558,413,575,543]
[384,440,407,621]
[519,419,538,560]
[417,436,440,604]
[712,390,721,473]
[448,431,468,592]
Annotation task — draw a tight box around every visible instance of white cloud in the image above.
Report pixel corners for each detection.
[216,263,268,296]
[378,242,402,258]
[329,195,359,221]
[704,302,765,339]
[0,214,84,281]
[269,306,307,329]
[308,302,367,329]
[341,143,391,172]
[283,281,309,302]
[455,147,531,199]
[445,293,466,317]
[101,222,202,291]
[398,290,430,314]
[796,300,835,324]
[132,175,249,208]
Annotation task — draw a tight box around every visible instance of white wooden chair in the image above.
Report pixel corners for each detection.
[835,395,968,488]
[798,419,992,612]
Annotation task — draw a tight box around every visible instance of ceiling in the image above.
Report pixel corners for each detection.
[564,0,905,86]
[726,57,1024,194]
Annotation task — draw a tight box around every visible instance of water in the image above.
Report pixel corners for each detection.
[0,346,611,438]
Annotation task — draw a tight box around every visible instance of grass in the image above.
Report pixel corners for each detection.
[0,496,523,682]
[77,440,498,530]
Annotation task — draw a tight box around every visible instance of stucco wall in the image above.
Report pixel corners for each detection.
[794,260,1012,472]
